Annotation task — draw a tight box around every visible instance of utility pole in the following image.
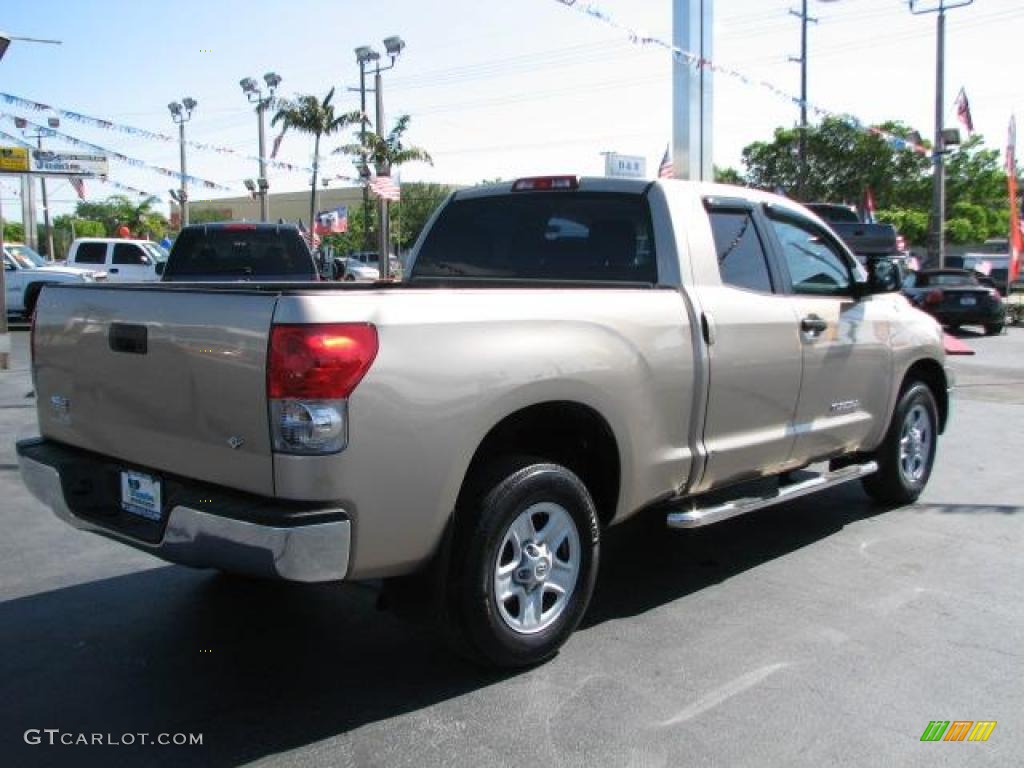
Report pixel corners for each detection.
[0,184,8,370]
[167,98,196,227]
[22,118,59,258]
[910,0,973,268]
[240,73,281,222]
[789,0,817,200]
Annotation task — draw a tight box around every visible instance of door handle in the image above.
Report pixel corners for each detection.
[800,314,828,335]
[108,268,119,274]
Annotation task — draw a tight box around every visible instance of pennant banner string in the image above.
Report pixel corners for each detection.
[552,0,930,155]
[0,113,232,190]
[0,92,313,173]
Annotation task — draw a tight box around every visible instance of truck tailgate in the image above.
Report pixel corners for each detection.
[33,285,278,496]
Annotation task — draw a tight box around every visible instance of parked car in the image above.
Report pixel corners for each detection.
[953,238,1013,295]
[902,268,1005,335]
[805,203,908,261]
[4,242,105,318]
[65,237,165,282]
[159,222,319,282]
[337,250,401,281]
[19,176,949,667]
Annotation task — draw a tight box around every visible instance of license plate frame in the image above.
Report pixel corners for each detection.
[960,296,977,306]
[120,470,163,521]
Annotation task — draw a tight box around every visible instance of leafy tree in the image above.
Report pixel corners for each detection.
[272,88,362,245]
[390,183,453,251]
[74,195,168,239]
[876,208,928,244]
[714,166,744,185]
[2,221,25,242]
[53,215,105,238]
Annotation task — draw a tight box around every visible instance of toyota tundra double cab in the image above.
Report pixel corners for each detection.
[17,177,950,667]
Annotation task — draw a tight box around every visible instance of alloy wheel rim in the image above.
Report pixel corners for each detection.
[493,501,580,635]
[899,403,932,484]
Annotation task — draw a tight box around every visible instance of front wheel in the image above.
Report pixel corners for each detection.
[984,323,1004,336]
[447,459,600,668]
[862,381,939,505]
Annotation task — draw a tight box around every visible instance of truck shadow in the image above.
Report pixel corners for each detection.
[0,484,926,767]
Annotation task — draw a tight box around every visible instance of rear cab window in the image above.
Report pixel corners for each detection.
[411,192,656,283]
[164,228,316,278]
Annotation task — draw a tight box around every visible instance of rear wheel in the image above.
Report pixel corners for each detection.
[23,284,43,321]
[984,323,1004,336]
[446,459,599,668]
[862,381,938,505]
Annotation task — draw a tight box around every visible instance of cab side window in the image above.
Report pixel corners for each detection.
[768,214,852,296]
[708,209,774,293]
[113,243,150,265]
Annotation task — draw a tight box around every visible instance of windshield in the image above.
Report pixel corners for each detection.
[925,272,978,286]
[7,244,47,268]
[142,242,168,262]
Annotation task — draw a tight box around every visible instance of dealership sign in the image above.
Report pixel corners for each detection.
[0,146,109,176]
[604,153,646,179]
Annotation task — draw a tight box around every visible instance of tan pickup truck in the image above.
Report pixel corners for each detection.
[17,177,950,667]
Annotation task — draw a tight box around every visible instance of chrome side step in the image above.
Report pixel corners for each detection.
[666,461,878,529]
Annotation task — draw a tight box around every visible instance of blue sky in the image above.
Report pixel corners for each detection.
[1,0,1021,220]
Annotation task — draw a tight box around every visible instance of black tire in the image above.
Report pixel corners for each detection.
[446,458,600,668]
[984,323,1004,336]
[23,284,43,320]
[343,274,355,282]
[862,381,939,505]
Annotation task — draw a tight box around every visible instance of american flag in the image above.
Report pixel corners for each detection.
[297,219,321,248]
[955,88,974,135]
[69,177,86,200]
[369,174,400,201]
[658,145,673,179]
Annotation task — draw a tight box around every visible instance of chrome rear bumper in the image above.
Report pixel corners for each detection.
[18,450,350,583]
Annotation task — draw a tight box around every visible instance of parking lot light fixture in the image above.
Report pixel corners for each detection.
[240,74,280,221]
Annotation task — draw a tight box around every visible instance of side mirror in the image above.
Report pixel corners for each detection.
[155,261,165,276]
[866,257,901,294]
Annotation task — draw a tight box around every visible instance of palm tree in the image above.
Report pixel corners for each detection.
[336,114,432,273]
[336,114,432,178]
[272,88,361,244]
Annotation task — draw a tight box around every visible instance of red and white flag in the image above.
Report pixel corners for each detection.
[69,177,86,200]
[955,88,974,135]
[1008,115,1022,284]
[369,174,400,201]
[658,145,673,179]
[297,219,321,249]
[861,187,877,224]
[314,206,348,235]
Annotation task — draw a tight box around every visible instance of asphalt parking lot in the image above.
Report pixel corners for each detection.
[1,325,1021,768]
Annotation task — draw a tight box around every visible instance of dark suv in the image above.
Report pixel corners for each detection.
[160,222,318,282]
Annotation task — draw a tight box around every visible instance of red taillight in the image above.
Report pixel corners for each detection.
[924,289,943,305]
[511,175,579,192]
[268,323,378,399]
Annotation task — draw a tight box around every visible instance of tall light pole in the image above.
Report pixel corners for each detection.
[167,97,196,228]
[353,46,380,254]
[910,0,973,269]
[353,36,405,280]
[240,73,281,222]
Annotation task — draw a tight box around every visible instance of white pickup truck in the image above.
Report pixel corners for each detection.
[4,242,105,318]
[65,237,166,282]
[18,177,950,667]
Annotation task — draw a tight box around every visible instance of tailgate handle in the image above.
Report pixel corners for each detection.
[108,323,148,355]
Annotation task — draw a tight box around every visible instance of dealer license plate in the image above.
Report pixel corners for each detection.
[960,297,977,306]
[120,470,163,521]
